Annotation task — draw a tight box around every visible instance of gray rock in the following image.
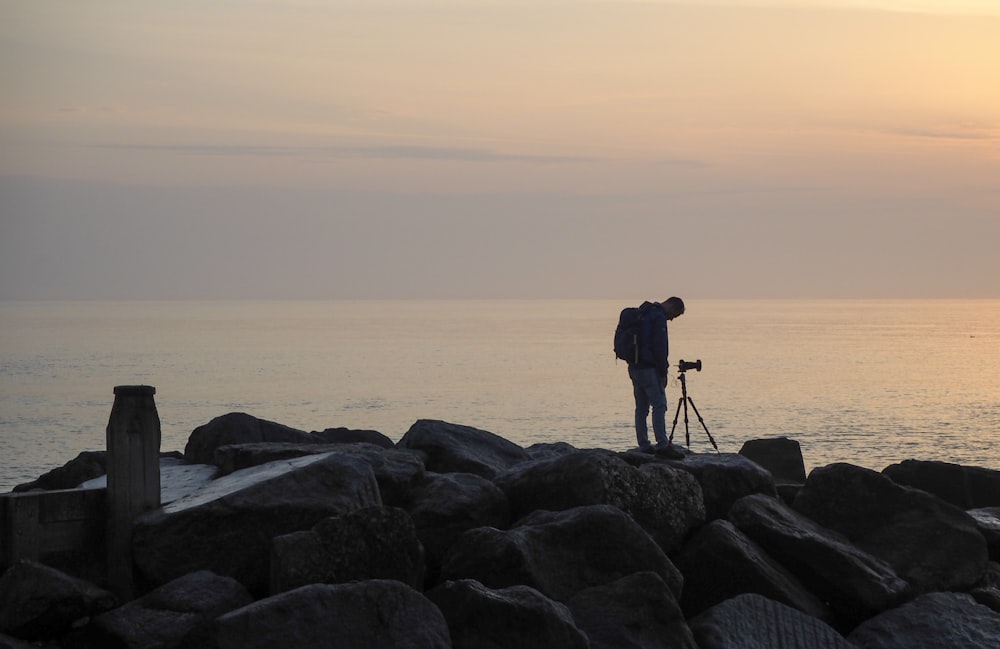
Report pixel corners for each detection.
[0,560,116,641]
[793,462,989,594]
[634,452,777,520]
[673,519,834,623]
[211,442,425,506]
[882,459,1000,509]
[0,632,45,649]
[566,571,697,649]
[440,504,682,602]
[310,426,394,448]
[132,452,381,596]
[12,451,107,492]
[90,570,251,649]
[396,419,529,479]
[848,591,1000,649]
[427,579,588,649]
[968,507,1000,561]
[494,450,704,554]
[729,493,909,628]
[739,436,807,484]
[407,472,510,585]
[689,593,857,649]
[214,580,451,649]
[270,506,424,594]
[184,412,315,465]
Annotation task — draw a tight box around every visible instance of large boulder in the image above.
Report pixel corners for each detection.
[184,412,315,465]
[627,452,776,520]
[440,504,682,602]
[12,450,107,492]
[89,570,252,649]
[396,419,529,479]
[270,506,424,594]
[882,459,1000,509]
[672,519,834,623]
[494,450,704,553]
[132,452,381,596]
[689,593,857,649]
[566,571,697,649]
[793,462,989,594]
[0,560,116,641]
[847,591,1000,649]
[969,507,1000,561]
[214,580,451,649]
[406,472,510,586]
[729,493,910,629]
[211,443,425,506]
[427,579,588,649]
[738,437,807,484]
[310,426,394,448]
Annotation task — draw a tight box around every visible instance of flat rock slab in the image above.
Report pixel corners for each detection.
[848,592,1000,649]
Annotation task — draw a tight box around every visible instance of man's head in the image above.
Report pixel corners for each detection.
[661,296,685,321]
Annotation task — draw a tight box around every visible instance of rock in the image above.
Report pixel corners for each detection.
[81,456,218,505]
[89,570,251,649]
[629,452,777,520]
[689,593,857,649]
[210,442,425,506]
[12,451,107,492]
[525,441,581,460]
[967,507,1000,561]
[396,419,529,479]
[793,462,989,594]
[214,580,451,649]
[0,560,116,641]
[310,427,394,448]
[729,493,909,629]
[494,450,704,553]
[407,472,510,586]
[672,519,834,623]
[0,632,44,649]
[848,591,1000,649]
[440,504,682,602]
[270,506,424,594]
[132,452,381,596]
[882,459,1000,509]
[427,579,588,649]
[183,412,315,465]
[566,571,698,649]
[739,437,807,484]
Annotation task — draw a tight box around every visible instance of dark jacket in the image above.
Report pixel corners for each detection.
[636,302,669,378]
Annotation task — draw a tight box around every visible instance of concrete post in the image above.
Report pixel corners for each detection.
[106,385,161,600]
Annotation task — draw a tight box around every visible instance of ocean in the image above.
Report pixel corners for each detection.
[1,299,998,492]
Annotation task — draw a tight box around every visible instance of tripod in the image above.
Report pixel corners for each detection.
[669,369,719,453]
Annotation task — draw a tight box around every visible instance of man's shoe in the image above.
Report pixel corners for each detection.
[635,444,655,454]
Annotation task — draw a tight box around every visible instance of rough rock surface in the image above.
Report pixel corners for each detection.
[566,571,697,649]
[407,471,510,585]
[882,459,1000,509]
[690,593,858,649]
[0,560,116,641]
[12,451,108,492]
[738,437,807,484]
[440,504,682,602]
[494,450,704,553]
[270,506,424,594]
[969,507,1000,562]
[673,518,834,623]
[397,419,529,479]
[427,579,588,649]
[90,570,252,649]
[183,412,315,465]
[793,462,989,594]
[132,452,381,595]
[729,493,909,628]
[214,580,451,649]
[848,591,1000,649]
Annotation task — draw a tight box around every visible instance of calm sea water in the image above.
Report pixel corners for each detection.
[1,299,998,492]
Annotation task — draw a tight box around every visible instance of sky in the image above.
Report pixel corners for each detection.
[1,0,998,300]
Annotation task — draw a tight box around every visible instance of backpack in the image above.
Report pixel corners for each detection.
[613,302,656,364]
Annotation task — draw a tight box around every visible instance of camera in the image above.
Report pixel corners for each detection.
[678,359,702,373]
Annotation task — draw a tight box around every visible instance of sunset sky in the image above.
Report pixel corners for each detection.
[2,0,998,299]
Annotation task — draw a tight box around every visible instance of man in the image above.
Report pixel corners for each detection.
[628,296,685,456]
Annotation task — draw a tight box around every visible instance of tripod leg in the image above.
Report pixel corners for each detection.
[669,397,684,445]
[682,394,691,448]
[686,397,719,453]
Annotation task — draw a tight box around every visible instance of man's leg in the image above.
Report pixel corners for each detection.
[629,367,651,448]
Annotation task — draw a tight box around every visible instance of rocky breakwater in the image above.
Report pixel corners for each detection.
[1,413,999,649]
